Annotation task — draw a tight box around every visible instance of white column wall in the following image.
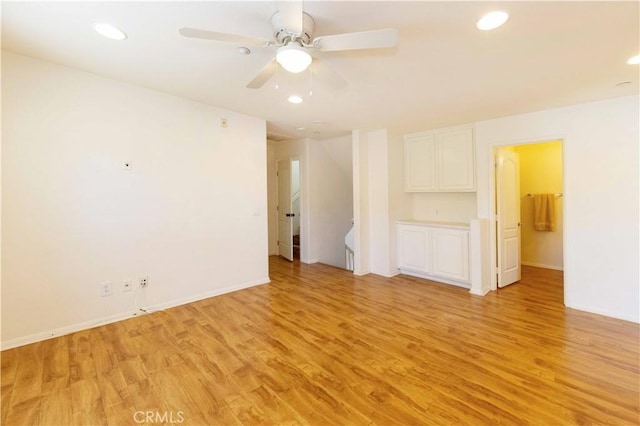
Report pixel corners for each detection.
[352,130,370,275]
[367,130,392,276]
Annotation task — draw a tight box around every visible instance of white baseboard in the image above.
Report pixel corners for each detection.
[469,287,490,296]
[370,270,400,278]
[399,270,471,290]
[0,277,270,351]
[565,302,639,324]
[301,257,318,264]
[1,311,143,351]
[151,277,270,313]
[521,261,563,271]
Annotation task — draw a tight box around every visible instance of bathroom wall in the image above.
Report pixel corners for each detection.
[514,141,563,270]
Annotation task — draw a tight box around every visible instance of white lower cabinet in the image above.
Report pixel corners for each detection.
[430,228,470,282]
[397,225,430,274]
[397,222,470,288]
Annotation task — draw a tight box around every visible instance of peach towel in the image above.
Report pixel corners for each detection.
[533,194,555,231]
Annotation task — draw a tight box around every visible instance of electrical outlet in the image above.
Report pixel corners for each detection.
[122,279,133,292]
[100,281,112,297]
[139,276,148,288]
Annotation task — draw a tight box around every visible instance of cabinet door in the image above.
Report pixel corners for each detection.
[431,228,469,282]
[437,128,475,191]
[397,225,430,273]
[404,134,436,192]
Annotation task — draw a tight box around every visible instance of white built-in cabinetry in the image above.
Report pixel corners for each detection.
[404,126,475,192]
[397,221,470,288]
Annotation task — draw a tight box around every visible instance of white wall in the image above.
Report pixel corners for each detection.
[266,142,278,255]
[367,130,392,275]
[476,95,639,323]
[291,160,301,195]
[1,52,269,348]
[387,131,413,273]
[307,136,353,268]
[291,160,301,236]
[412,193,477,223]
[353,129,411,277]
[352,130,370,275]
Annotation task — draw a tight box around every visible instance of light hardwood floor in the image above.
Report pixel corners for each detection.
[2,257,639,425]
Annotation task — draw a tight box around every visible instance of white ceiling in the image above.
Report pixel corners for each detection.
[2,1,638,140]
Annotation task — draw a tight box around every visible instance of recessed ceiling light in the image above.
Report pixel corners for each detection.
[93,23,127,40]
[476,11,509,31]
[627,55,640,65]
[312,131,320,135]
[288,95,303,104]
[238,47,251,55]
[296,127,306,131]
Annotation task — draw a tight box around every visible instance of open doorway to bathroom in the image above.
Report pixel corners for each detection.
[495,140,564,291]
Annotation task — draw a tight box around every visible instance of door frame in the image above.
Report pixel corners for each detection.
[488,137,566,292]
[275,156,301,261]
[276,158,294,261]
[496,148,521,287]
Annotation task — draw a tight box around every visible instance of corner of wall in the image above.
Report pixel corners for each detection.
[469,218,492,296]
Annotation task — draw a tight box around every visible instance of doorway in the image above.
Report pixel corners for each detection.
[291,159,301,259]
[276,158,301,261]
[495,140,564,289]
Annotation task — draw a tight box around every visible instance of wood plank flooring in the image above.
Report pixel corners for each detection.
[2,257,639,425]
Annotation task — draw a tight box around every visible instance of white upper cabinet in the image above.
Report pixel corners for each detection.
[404,134,436,191]
[437,128,475,191]
[404,126,475,192]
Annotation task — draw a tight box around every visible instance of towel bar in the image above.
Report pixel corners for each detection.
[525,193,562,198]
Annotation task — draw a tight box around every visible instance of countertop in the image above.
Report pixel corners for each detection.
[397,219,470,230]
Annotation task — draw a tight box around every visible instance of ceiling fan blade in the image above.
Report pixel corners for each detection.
[313,28,399,52]
[247,59,278,89]
[311,60,347,91]
[277,0,303,35]
[179,27,270,46]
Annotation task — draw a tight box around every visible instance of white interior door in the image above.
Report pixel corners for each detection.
[277,159,293,261]
[497,149,521,287]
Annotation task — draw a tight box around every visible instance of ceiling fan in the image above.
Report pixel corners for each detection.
[179,1,399,90]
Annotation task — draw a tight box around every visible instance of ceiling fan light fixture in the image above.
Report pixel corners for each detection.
[476,11,509,31]
[277,42,312,73]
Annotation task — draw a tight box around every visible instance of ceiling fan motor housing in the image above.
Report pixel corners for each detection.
[270,11,315,45]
